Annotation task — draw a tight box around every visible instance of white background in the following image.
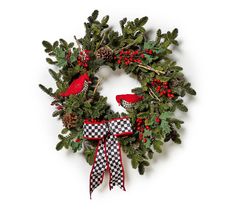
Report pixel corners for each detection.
[0,0,235,208]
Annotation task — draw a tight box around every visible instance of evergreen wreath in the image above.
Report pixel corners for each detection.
[39,10,196,196]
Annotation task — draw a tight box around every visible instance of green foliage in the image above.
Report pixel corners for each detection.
[84,146,96,165]
[38,84,54,97]
[40,10,196,175]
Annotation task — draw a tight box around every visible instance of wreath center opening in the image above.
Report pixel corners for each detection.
[96,66,141,113]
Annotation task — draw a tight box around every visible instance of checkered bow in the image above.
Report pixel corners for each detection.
[83,117,133,198]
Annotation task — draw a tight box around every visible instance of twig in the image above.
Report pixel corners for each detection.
[149,90,155,99]
[93,79,102,94]
[96,29,110,50]
[149,88,160,101]
[138,64,165,75]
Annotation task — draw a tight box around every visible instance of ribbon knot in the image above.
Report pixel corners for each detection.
[83,117,133,198]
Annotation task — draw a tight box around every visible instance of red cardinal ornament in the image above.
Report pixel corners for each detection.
[116,94,143,109]
[60,73,90,97]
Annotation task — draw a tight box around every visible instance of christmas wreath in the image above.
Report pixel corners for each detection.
[39,10,196,197]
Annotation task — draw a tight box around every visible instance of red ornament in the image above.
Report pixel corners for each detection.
[60,73,90,97]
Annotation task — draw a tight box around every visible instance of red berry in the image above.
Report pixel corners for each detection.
[155,117,160,123]
[75,139,81,143]
[56,105,63,110]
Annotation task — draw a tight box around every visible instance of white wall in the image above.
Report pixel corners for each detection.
[0,0,235,208]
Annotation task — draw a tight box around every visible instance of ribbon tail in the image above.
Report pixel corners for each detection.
[106,134,126,191]
[89,139,107,198]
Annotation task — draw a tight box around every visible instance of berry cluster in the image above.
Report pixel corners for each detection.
[135,118,150,143]
[66,50,72,61]
[115,49,144,65]
[145,49,153,55]
[151,79,174,99]
[77,50,90,68]
[135,117,161,143]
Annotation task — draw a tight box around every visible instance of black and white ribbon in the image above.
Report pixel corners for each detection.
[83,117,133,198]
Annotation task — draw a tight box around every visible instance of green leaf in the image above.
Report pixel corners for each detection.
[135,35,143,44]
[147,149,154,159]
[92,10,99,20]
[39,84,54,97]
[61,128,68,134]
[144,138,151,148]
[42,40,52,50]
[84,147,95,165]
[46,58,56,64]
[57,58,67,67]
[131,158,138,169]
[185,87,196,95]
[138,163,145,175]
[143,129,152,138]
[52,110,62,117]
[53,41,59,48]
[49,69,60,81]
[56,140,64,151]
[172,28,178,39]
[71,141,82,152]
[138,16,148,26]
[172,137,181,144]
[144,41,155,49]
[153,140,163,153]
[176,103,188,112]
[101,15,109,25]
[160,120,171,135]
[142,161,150,166]
[59,39,68,48]
[159,111,172,120]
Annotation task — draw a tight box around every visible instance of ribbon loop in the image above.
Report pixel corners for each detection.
[83,121,108,140]
[108,117,133,136]
[83,117,133,198]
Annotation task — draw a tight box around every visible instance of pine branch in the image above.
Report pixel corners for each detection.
[39,84,54,97]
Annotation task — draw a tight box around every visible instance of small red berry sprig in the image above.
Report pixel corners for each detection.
[151,79,174,99]
[114,49,143,65]
[51,98,64,110]
[135,117,161,143]
[135,118,145,142]
[77,49,90,68]
[114,48,156,66]
[134,118,151,143]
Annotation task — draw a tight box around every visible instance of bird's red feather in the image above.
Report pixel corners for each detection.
[60,73,90,97]
[116,94,143,105]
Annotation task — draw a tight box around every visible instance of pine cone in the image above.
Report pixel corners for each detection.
[95,46,113,61]
[62,113,78,129]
